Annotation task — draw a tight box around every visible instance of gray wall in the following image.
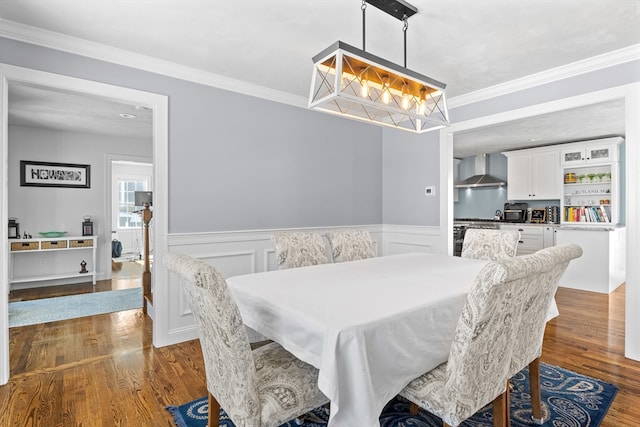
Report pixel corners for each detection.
[382,128,440,225]
[451,60,640,123]
[0,38,383,233]
[2,38,638,232]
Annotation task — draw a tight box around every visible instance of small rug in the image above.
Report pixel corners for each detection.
[9,287,142,327]
[167,363,617,427]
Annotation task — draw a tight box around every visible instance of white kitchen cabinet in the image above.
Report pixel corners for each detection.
[560,140,619,166]
[503,149,560,200]
[554,227,626,293]
[543,225,556,248]
[500,224,543,256]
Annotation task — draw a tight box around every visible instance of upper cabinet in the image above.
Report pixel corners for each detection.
[502,148,560,200]
[561,142,619,166]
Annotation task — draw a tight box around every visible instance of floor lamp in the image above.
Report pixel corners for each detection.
[135,191,153,315]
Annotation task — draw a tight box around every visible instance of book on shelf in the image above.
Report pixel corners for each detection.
[563,205,610,223]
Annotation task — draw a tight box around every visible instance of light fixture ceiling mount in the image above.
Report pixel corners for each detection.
[309,0,449,133]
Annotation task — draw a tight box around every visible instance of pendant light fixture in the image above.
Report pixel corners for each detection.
[309,0,449,133]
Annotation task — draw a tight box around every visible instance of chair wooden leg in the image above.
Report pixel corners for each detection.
[491,388,509,427]
[529,357,544,424]
[409,402,420,416]
[208,392,220,427]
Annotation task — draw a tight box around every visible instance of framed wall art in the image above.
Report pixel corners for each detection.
[20,160,91,188]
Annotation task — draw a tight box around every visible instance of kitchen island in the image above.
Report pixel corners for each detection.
[454,219,625,293]
[555,226,625,294]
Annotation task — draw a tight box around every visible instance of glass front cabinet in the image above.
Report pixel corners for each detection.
[561,143,617,166]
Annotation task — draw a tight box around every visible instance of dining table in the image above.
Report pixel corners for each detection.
[226,252,558,427]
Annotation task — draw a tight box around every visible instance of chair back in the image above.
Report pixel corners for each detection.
[439,258,525,425]
[441,245,580,425]
[164,254,261,425]
[271,232,329,269]
[508,244,582,376]
[327,229,375,263]
[461,228,520,260]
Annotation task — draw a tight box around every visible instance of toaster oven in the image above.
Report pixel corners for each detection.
[503,202,528,223]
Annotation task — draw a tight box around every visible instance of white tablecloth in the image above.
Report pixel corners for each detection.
[227,253,559,427]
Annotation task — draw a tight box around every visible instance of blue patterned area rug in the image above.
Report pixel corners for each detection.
[9,287,142,327]
[167,363,617,427]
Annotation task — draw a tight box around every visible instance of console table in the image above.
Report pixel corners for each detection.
[9,236,98,288]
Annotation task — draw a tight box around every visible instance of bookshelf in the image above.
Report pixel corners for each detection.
[561,140,620,226]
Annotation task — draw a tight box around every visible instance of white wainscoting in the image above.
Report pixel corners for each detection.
[165,224,442,344]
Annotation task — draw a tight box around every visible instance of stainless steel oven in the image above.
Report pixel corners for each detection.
[453,220,501,256]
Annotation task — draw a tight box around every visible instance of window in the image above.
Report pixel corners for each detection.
[118,180,147,228]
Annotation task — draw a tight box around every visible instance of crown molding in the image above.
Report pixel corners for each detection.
[448,44,640,109]
[0,19,308,108]
[2,19,638,111]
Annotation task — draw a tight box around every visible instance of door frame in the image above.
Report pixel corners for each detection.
[0,64,169,385]
[439,82,640,360]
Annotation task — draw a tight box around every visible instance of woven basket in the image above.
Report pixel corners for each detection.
[11,242,39,251]
[69,239,94,248]
[41,240,68,250]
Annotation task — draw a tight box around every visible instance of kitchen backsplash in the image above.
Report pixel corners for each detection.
[455,154,508,218]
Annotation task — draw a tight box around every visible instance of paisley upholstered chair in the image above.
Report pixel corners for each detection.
[400,244,582,427]
[461,229,520,260]
[164,254,329,427]
[507,244,582,424]
[271,232,329,269]
[327,229,375,263]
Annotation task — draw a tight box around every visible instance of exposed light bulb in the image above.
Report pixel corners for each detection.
[417,87,427,115]
[360,68,369,98]
[381,76,390,104]
[360,80,369,98]
[401,83,410,110]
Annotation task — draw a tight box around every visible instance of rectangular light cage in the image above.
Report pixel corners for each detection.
[309,41,449,133]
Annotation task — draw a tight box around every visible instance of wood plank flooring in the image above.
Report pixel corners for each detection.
[2,280,639,426]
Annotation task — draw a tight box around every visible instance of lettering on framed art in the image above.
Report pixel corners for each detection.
[20,160,91,188]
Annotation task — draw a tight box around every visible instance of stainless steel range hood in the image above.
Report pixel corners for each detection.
[455,154,507,188]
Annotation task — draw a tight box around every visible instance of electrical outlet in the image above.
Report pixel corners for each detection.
[424,186,436,197]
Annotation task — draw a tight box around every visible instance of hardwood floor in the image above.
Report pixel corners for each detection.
[542,285,640,426]
[2,282,639,426]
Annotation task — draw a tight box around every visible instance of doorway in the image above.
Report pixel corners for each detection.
[439,83,640,360]
[110,159,153,288]
[1,64,169,385]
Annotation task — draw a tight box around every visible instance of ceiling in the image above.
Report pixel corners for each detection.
[8,82,153,139]
[1,0,638,154]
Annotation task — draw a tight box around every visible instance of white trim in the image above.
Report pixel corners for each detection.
[0,64,170,383]
[624,84,640,359]
[0,19,307,109]
[448,44,640,108]
[439,130,454,255]
[0,74,8,385]
[440,82,640,361]
[1,18,638,111]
